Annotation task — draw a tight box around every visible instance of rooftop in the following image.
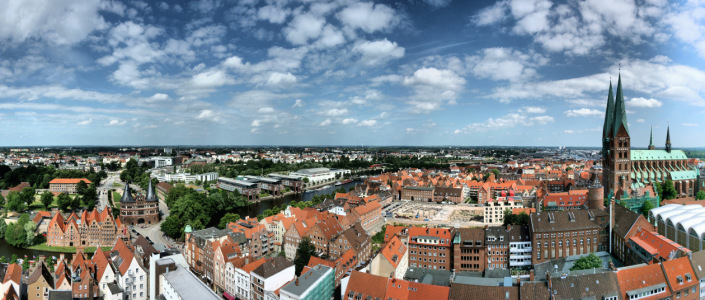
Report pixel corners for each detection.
[162,267,220,300]
[280,265,333,297]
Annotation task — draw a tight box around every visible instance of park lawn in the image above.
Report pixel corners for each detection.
[112,182,123,188]
[29,198,59,211]
[28,244,112,253]
[112,191,121,208]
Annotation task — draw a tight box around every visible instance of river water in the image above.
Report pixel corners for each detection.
[0,239,80,262]
[235,180,361,218]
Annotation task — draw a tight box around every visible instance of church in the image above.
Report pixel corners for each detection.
[601,74,699,209]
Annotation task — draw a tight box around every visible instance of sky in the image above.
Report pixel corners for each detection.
[1,0,705,147]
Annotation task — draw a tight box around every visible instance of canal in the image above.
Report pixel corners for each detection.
[235,180,362,218]
[0,239,81,262]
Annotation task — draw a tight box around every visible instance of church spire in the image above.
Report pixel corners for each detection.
[666,124,672,152]
[603,81,615,139]
[612,73,629,137]
[648,126,655,150]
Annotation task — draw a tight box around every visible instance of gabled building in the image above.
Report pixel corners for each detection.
[530,209,609,264]
[27,261,54,300]
[109,239,148,300]
[279,265,334,300]
[329,223,372,263]
[250,257,295,300]
[119,181,160,226]
[452,227,486,272]
[370,235,408,279]
[408,227,453,271]
[47,207,124,248]
[616,263,672,300]
[611,202,656,265]
[661,257,699,300]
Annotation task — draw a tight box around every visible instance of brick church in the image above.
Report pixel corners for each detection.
[601,75,699,209]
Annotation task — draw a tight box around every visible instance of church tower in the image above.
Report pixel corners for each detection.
[648,126,655,150]
[602,74,631,197]
[665,125,672,153]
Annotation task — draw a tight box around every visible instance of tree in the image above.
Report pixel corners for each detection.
[21,259,29,271]
[24,221,37,246]
[82,187,97,209]
[218,213,241,229]
[76,180,88,196]
[371,225,387,244]
[9,254,17,264]
[697,191,705,200]
[642,200,655,217]
[294,237,316,276]
[5,192,25,212]
[661,180,678,200]
[491,169,500,177]
[19,187,36,207]
[57,193,71,212]
[570,253,603,271]
[5,223,26,247]
[71,195,81,210]
[0,219,6,239]
[302,177,309,183]
[46,257,54,272]
[502,209,515,226]
[40,191,54,210]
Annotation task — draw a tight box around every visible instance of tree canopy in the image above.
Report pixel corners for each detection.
[40,191,54,210]
[294,237,316,276]
[642,200,655,217]
[570,253,603,271]
[661,180,678,200]
[697,191,705,200]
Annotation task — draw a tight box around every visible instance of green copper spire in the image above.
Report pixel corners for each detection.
[649,126,653,147]
[612,74,630,137]
[666,124,671,152]
[603,81,615,139]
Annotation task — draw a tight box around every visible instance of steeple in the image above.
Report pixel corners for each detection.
[648,126,655,150]
[146,180,157,202]
[120,182,134,203]
[666,124,672,152]
[612,73,630,137]
[603,81,615,139]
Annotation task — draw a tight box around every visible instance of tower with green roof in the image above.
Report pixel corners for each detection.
[602,74,632,197]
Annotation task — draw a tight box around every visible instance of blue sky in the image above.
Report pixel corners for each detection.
[2,0,705,147]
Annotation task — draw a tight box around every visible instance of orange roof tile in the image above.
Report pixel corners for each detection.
[241,257,268,273]
[616,263,670,299]
[3,264,21,285]
[49,178,92,184]
[381,236,406,269]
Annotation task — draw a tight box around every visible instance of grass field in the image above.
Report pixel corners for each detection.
[112,191,121,208]
[112,182,123,188]
[28,244,112,253]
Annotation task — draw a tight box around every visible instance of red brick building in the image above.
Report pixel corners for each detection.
[49,178,91,194]
[529,209,609,265]
[453,228,486,272]
[119,182,160,225]
[408,227,453,270]
[47,208,124,248]
[351,201,382,232]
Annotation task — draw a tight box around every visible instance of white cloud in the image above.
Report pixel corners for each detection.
[423,0,452,8]
[564,108,603,117]
[293,99,305,107]
[258,107,275,114]
[636,118,645,123]
[341,118,358,125]
[337,2,399,34]
[520,106,546,114]
[353,39,405,66]
[77,118,93,126]
[358,119,378,127]
[151,93,169,100]
[403,67,466,113]
[455,111,554,133]
[264,72,297,87]
[0,0,108,45]
[682,123,698,127]
[223,56,245,69]
[258,5,289,24]
[284,13,325,45]
[563,129,575,134]
[467,47,547,81]
[191,70,234,88]
[319,119,332,126]
[627,97,662,108]
[107,119,126,126]
[196,109,215,119]
[325,108,348,116]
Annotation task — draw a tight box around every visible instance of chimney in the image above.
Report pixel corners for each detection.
[529,269,535,281]
[295,276,299,286]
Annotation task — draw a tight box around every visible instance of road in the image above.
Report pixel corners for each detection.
[98,173,120,209]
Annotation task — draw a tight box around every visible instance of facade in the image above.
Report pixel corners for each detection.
[401,186,434,202]
[616,263,672,300]
[261,214,295,250]
[485,226,509,270]
[328,223,372,263]
[611,202,656,265]
[234,258,268,300]
[183,227,231,287]
[628,229,691,265]
[290,168,350,186]
[279,265,334,300]
[688,250,705,300]
[661,257,699,300]
[350,201,382,233]
[541,190,589,210]
[452,228,486,273]
[110,240,148,300]
[242,176,285,197]
[530,209,609,265]
[284,218,315,261]
[49,178,92,194]
[483,198,523,225]
[601,76,698,205]
[305,216,343,256]
[47,208,124,248]
[250,257,295,300]
[433,186,463,203]
[508,225,532,269]
[119,182,160,225]
[217,177,261,202]
[27,262,54,300]
[344,271,450,300]
[370,235,408,279]
[408,227,453,270]
[152,172,218,184]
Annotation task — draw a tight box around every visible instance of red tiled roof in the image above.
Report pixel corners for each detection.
[49,178,91,184]
[381,236,406,269]
[408,227,452,246]
[241,257,268,273]
[661,257,698,291]
[616,263,670,299]
[3,263,21,285]
[384,225,407,243]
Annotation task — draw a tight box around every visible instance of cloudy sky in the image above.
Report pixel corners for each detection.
[1,0,705,147]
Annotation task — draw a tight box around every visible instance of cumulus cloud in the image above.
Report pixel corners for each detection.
[341,118,358,125]
[284,13,325,45]
[265,72,297,87]
[337,2,399,34]
[324,108,348,116]
[627,97,662,108]
[106,119,126,126]
[403,67,466,113]
[293,99,305,107]
[564,108,603,117]
[423,0,452,8]
[454,110,554,133]
[358,119,378,127]
[319,119,332,126]
[353,39,405,66]
[191,70,234,88]
[520,106,546,114]
[636,118,645,123]
[258,107,275,114]
[467,47,547,81]
[151,93,169,100]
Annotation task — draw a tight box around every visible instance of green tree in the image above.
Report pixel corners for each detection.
[40,191,54,210]
[0,219,6,239]
[697,191,705,200]
[302,177,309,183]
[57,193,71,212]
[503,209,516,226]
[218,213,241,229]
[5,192,25,212]
[0,256,5,263]
[294,237,316,276]
[21,259,29,271]
[661,180,678,200]
[10,254,17,264]
[46,258,54,272]
[76,180,88,196]
[19,187,36,207]
[642,200,655,217]
[491,169,500,177]
[82,187,98,209]
[5,223,26,247]
[371,225,387,244]
[24,221,37,246]
[70,194,81,210]
[570,253,603,271]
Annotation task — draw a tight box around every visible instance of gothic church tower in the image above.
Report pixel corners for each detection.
[602,74,631,198]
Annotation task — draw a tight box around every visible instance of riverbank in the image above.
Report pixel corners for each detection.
[259,190,298,201]
[27,244,112,254]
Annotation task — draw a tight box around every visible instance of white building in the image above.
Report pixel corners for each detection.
[111,240,148,300]
[290,168,350,186]
[250,257,295,300]
[370,236,408,279]
[161,267,220,300]
[151,171,218,184]
[483,198,523,225]
[508,226,532,268]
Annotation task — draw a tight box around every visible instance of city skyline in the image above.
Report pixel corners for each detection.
[1,0,705,147]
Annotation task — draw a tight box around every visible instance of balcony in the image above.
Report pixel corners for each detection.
[509,247,532,254]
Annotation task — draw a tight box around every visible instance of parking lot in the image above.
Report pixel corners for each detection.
[383,201,484,227]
